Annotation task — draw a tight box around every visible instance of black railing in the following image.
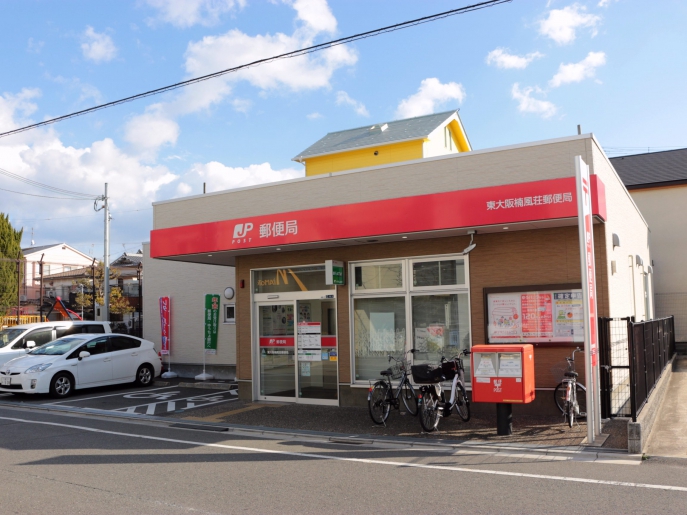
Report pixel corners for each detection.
[599,316,675,422]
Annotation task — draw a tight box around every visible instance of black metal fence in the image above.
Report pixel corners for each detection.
[599,316,675,421]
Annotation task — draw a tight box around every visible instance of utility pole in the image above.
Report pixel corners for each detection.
[90,258,96,320]
[94,184,111,322]
[15,252,21,325]
[104,183,110,322]
[39,253,44,321]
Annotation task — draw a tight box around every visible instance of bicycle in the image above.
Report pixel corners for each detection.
[413,349,471,432]
[554,347,587,428]
[368,350,419,424]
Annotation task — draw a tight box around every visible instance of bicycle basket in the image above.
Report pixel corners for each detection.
[389,363,404,380]
[440,361,457,381]
[411,364,444,384]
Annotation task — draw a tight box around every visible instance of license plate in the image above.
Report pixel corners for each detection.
[1,377,10,386]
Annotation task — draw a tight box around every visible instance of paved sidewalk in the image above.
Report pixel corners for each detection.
[645,356,687,458]
[176,398,628,450]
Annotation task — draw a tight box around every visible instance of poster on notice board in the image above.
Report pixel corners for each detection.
[487,289,584,343]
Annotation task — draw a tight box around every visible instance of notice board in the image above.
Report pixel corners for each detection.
[484,284,584,345]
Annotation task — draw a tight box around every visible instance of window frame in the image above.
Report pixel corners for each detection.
[409,256,469,292]
[349,253,472,387]
[224,303,236,324]
[350,259,406,294]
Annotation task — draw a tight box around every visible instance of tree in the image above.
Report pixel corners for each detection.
[0,214,23,316]
[72,261,133,318]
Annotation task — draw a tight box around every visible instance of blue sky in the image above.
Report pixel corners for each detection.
[1,0,686,258]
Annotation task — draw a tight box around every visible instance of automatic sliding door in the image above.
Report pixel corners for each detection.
[258,303,295,398]
[296,300,338,400]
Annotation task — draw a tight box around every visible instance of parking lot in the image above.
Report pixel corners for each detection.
[0,382,238,417]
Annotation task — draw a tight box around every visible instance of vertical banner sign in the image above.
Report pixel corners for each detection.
[325,260,345,285]
[575,156,601,441]
[159,296,171,355]
[204,294,220,355]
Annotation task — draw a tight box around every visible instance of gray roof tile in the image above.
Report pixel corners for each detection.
[293,110,459,160]
[610,148,687,188]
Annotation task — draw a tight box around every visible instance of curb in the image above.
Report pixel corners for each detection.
[0,400,639,461]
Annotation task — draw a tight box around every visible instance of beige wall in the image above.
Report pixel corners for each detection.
[142,243,236,366]
[629,185,687,340]
[153,135,593,230]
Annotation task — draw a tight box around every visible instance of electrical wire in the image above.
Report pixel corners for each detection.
[11,208,152,223]
[0,0,512,139]
[0,186,97,200]
[0,167,99,199]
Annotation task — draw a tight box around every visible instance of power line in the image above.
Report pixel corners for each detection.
[0,186,96,200]
[0,167,99,199]
[11,207,153,223]
[0,0,512,139]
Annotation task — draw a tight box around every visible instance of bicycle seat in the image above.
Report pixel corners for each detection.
[564,371,578,378]
[380,369,392,376]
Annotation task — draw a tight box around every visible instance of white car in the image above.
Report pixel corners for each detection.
[0,333,162,398]
[0,321,112,368]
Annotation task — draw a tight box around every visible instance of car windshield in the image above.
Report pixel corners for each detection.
[0,328,24,349]
[29,338,85,356]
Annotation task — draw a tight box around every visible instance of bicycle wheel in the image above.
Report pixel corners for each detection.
[419,391,440,432]
[454,382,471,422]
[368,382,391,425]
[400,381,418,416]
[554,382,587,418]
[567,398,575,428]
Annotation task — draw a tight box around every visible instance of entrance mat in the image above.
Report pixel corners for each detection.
[169,423,229,432]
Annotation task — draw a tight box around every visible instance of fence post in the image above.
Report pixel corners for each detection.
[628,318,638,422]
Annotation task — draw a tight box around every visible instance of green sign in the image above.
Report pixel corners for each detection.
[204,294,220,354]
[325,260,345,286]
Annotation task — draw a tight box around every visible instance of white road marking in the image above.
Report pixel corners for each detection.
[0,415,677,492]
[112,391,237,415]
[42,385,179,405]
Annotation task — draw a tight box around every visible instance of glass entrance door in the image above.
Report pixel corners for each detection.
[296,299,338,402]
[258,303,296,399]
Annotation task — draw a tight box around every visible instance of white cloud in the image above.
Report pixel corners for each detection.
[395,78,465,119]
[80,26,117,63]
[27,38,44,54]
[486,48,544,70]
[144,0,246,28]
[124,104,180,159]
[307,112,322,119]
[292,0,338,34]
[176,182,193,196]
[335,91,369,117]
[598,0,618,6]
[538,4,601,45]
[47,75,103,105]
[511,83,557,118]
[549,51,606,87]
[0,88,40,132]
[180,161,303,194]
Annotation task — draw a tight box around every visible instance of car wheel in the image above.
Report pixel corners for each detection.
[50,373,73,399]
[135,365,154,387]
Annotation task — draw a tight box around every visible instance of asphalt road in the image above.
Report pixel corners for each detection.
[1,405,687,514]
[0,383,238,417]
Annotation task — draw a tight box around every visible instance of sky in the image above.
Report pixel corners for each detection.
[1,0,686,260]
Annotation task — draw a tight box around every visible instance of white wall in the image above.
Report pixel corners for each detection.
[142,243,236,366]
[590,141,652,320]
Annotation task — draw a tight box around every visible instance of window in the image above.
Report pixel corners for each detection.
[350,254,471,385]
[353,262,404,292]
[82,338,111,355]
[110,335,141,351]
[411,258,465,288]
[353,297,406,381]
[253,265,333,294]
[224,304,236,324]
[64,266,72,272]
[13,329,53,349]
[43,264,51,276]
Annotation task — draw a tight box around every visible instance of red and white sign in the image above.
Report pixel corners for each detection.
[259,337,294,347]
[576,159,598,366]
[150,176,606,258]
[159,296,171,355]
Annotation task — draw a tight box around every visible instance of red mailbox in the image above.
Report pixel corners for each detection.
[471,344,535,404]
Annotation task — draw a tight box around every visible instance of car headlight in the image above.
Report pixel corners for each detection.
[25,363,52,374]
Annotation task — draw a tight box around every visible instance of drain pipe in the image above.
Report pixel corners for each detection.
[629,255,637,320]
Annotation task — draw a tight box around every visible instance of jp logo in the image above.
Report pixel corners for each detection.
[493,379,502,393]
[233,223,254,238]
